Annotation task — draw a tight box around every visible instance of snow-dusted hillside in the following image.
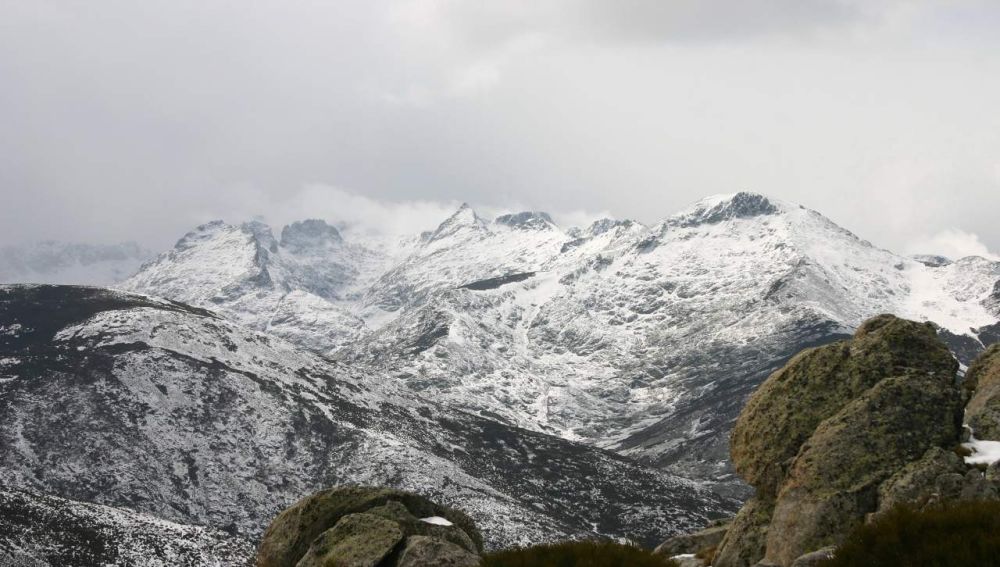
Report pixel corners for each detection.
[0,241,152,285]
[0,488,254,567]
[120,193,1000,487]
[120,219,411,350]
[0,285,733,553]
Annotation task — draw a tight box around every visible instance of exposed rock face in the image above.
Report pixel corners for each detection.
[716,315,963,567]
[654,519,730,557]
[730,315,956,500]
[712,497,772,567]
[396,537,481,567]
[764,371,962,565]
[256,486,482,567]
[280,219,343,252]
[789,547,835,566]
[876,447,967,513]
[965,344,1000,439]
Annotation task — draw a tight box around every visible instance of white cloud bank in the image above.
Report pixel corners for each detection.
[907,229,1000,261]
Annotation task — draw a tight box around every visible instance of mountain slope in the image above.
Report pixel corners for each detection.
[120,194,1000,489]
[0,284,735,553]
[0,488,254,567]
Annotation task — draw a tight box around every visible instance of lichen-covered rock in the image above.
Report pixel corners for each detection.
[965,344,1000,439]
[396,536,481,567]
[296,513,403,567]
[654,520,730,557]
[959,470,999,502]
[713,498,772,567]
[717,315,964,567]
[730,315,955,499]
[789,547,835,566]
[987,461,1000,482]
[764,370,963,565]
[256,486,482,567]
[876,447,967,513]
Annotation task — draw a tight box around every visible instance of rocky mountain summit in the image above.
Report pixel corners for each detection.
[120,193,1000,491]
[659,315,1000,567]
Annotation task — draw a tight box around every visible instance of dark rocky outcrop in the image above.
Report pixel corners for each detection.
[280,219,343,253]
[964,344,1000,439]
[653,518,730,557]
[714,315,964,566]
[458,272,535,291]
[256,486,482,567]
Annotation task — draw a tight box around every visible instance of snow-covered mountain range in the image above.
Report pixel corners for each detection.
[120,192,1000,483]
[2,192,998,563]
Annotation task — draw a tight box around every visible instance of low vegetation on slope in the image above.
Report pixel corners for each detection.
[481,540,679,567]
[821,501,1000,567]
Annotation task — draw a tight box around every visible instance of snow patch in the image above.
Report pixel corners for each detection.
[419,516,453,526]
[963,434,1000,466]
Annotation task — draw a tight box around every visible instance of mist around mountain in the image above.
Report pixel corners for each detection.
[0,241,153,286]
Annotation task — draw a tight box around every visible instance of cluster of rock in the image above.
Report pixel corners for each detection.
[256,486,483,567]
[657,316,1000,567]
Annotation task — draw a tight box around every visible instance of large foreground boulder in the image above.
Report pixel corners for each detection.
[763,371,962,565]
[715,315,964,567]
[256,486,482,567]
[729,315,956,501]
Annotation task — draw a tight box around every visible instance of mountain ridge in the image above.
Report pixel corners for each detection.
[117,192,1000,489]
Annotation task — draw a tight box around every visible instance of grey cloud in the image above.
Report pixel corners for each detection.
[439,0,866,48]
[0,1,998,256]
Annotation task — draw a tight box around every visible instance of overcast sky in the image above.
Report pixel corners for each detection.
[1,0,998,258]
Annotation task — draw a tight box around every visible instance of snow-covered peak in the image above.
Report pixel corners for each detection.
[586,218,639,238]
[174,221,237,251]
[428,203,487,242]
[670,192,782,227]
[495,211,557,231]
[280,219,343,253]
[123,221,269,307]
